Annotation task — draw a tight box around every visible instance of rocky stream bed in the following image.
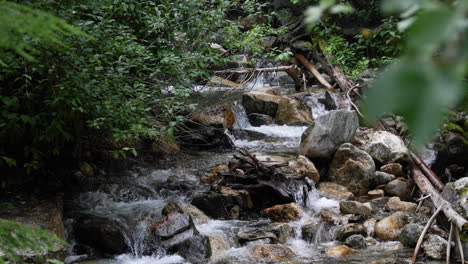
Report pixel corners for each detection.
[2,73,467,264]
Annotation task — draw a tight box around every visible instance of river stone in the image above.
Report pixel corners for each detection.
[422,234,447,260]
[288,155,320,182]
[299,109,359,160]
[385,197,417,213]
[263,203,302,222]
[339,201,372,216]
[380,163,403,176]
[302,220,333,244]
[372,171,396,186]
[328,143,376,195]
[335,223,367,241]
[326,245,356,258]
[237,229,278,245]
[207,235,229,258]
[361,130,409,164]
[220,186,254,210]
[242,91,283,116]
[384,179,412,200]
[253,244,297,262]
[368,189,384,199]
[151,212,191,238]
[374,212,407,241]
[248,113,273,126]
[398,223,424,247]
[172,235,209,264]
[276,97,313,126]
[318,182,354,200]
[345,234,366,249]
[270,223,294,243]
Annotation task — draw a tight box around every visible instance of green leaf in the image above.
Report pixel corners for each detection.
[305,7,324,25]
[47,259,64,264]
[406,8,457,55]
[363,58,463,146]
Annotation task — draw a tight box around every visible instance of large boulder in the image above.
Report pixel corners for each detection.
[361,130,409,164]
[275,97,313,126]
[374,212,407,241]
[242,91,283,116]
[328,143,376,195]
[299,110,359,160]
[150,213,191,238]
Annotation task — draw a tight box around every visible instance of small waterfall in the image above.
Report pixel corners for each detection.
[230,100,251,129]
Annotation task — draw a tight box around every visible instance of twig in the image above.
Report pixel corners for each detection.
[294,54,336,93]
[346,86,364,118]
[412,205,444,263]
[455,227,465,264]
[447,222,454,264]
[411,152,445,191]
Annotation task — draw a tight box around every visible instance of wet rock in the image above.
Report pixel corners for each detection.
[374,212,407,241]
[288,155,320,182]
[184,204,210,225]
[380,163,403,176]
[161,228,196,249]
[368,189,384,199]
[256,87,279,95]
[263,203,302,222]
[242,91,282,116]
[270,223,294,243]
[248,113,273,126]
[207,235,229,258]
[79,162,95,177]
[191,112,224,128]
[372,171,396,186]
[0,197,67,261]
[328,143,375,195]
[318,182,354,200]
[422,234,447,260]
[75,216,128,254]
[348,215,366,224]
[326,245,356,258]
[384,179,412,200]
[276,97,313,126]
[398,223,424,247]
[237,229,278,245]
[335,223,367,241]
[361,130,409,164]
[162,202,185,216]
[363,218,377,237]
[302,219,333,244]
[299,109,359,160]
[171,235,209,264]
[339,201,372,216]
[191,192,227,219]
[385,197,417,213]
[220,186,254,210]
[253,244,297,262]
[345,234,366,249]
[151,213,191,238]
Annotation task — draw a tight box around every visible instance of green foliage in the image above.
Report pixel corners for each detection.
[363,0,467,145]
[0,0,273,174]
[0,219,66,264]
[0,0,85,62]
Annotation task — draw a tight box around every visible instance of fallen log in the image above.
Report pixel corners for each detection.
[410,152,445,191]
[294,53,336,92]
[311,50,353,92]
[411,165,468,235]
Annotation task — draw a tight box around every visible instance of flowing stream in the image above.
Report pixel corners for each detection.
[66,78,413,264]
